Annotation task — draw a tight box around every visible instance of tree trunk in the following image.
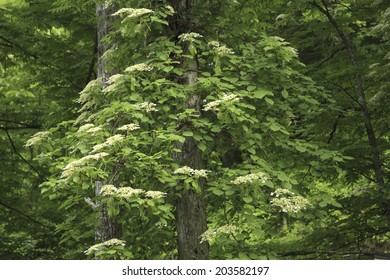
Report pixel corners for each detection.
[170,0,209,259]
[313,0,390,225]
[95,1,122,241]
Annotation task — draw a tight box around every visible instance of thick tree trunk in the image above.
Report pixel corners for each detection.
[95,1,122,241]
[313,0,390,224]
[174,64,209,260]
[170,0,209,259]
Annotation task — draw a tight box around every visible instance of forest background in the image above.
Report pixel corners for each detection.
[0,0,389,260]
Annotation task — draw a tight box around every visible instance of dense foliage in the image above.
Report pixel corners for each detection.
[1,0,389,259]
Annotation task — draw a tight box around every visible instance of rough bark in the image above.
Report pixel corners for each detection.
[170,0,209,259]
[95,1,122,241]
[312,0,390,224]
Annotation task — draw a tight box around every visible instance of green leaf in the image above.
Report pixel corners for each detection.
[265,97,274,105]
[253,89,272,99]
[212,189,224,196]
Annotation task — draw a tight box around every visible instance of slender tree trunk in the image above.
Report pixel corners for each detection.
[170,0,209,259]
[95,1,122,241]
[313,0,390,224]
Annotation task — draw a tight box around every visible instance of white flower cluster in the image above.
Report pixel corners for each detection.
[208,41,233,56]
[125,63,153,73]
[117,123,140,132]
[173,166,210,178]
[84,238,125,256]
[136,102,158,112]
[61,152,109,179]
[112,8,153,18]
[117,187,145,199]
[87,126,103,134]
[100,185,166,200]
[145,190,166,199]
[100,184,117,196]
[92,134,125,153]
[200,224,237,243]
[203,93,241,111]
[232,172,269,185]
[78,123,94,132]
[270,188,310,213]
[208,41,220,48]
[103,74,125,94]
[101,185,144,199]
[107,74,124,84]
[78,79,101,104]
[25,131,51,147]
[78,123,103,135]
[178,32,203,43]
[270,188,294,197]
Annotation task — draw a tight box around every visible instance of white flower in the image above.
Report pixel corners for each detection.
[100,184,117,196]
[87,126,103,134]
[173,166,210,177]
[78,79,102,104]
[270,188,310,213]
[173,166,194,175]
[125,63,153,73]
[25,131,51,147]
[84,238,125,255]
[107,74,124,84]
[208,41,233,56]
[117,123,140,132]
[78,123,95,133]
[112,8,153,18]
[203,93,241,111]
[193,169,209,177]
[105,134,125,145]
[145,191,166,199]
[100,185,145,199]
[91,135,124,153]
[61,152,109,179]
[178,32,203,42]
[232,172,269,185]
[92,143,106,152]
[200,224,237,243]
[116,187,144,199]
[208,41,220,48]
[136,102,158,112]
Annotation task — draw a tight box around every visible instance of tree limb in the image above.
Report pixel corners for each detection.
[3,129,46,180]
[316,46,345,68]
[0,34,39,59]
[0,198,54,230]
[85,36,98,85]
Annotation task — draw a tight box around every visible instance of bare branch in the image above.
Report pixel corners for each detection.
[3,129,46,180]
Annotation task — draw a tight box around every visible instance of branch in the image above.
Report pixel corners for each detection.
[0,119,38,126]
[327,112,343,144]
[85,36,98,85]
[3,129,46,180]
[0,125,41,130]
[316,46,345,68]
[0,34,39,59]
[326,81,361,107]
[0,199,54,230]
